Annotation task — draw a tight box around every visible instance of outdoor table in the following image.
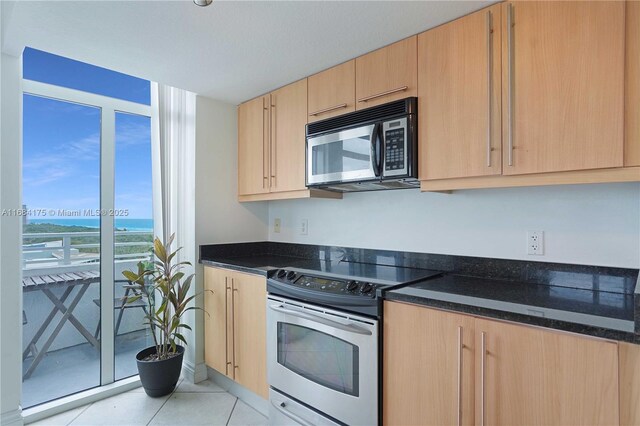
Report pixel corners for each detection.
[22,271,101,379]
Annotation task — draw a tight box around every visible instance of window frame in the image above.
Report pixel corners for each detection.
[22,78,153,389]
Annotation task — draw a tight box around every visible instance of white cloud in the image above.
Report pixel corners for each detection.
[23,133,100,187]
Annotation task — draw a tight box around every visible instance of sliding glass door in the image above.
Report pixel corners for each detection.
[22,95,103,408]
[21,48,153,408]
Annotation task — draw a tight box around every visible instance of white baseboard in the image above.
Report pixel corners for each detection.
[182,361,208,383]
[1,408,23,426]
[207,367,268,417]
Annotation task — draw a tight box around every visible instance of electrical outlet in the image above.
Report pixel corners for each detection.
[274,218,281,233]
[527,230,544,255]
[300,219,308,235]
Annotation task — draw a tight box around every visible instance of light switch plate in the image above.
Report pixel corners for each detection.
[274,218,281,233]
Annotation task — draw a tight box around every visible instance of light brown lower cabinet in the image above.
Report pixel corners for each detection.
[383,302,475,425]
[619,342,640,426]
[384,301,621,426]
[204,266,268,399]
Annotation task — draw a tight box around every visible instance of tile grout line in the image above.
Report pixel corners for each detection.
[145,379,182,426]
[225,397,239,426]
[65,402,93,426]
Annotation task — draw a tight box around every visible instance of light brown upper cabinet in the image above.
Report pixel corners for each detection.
[269,79,308,193]
[237,80,341,202]
[308,60,356,123]
[238,95,270,196]
[355,36,417,109]
[238,81,307,197]
[419,4,502,180]
[626,0,640,167]
[501,1,625,175]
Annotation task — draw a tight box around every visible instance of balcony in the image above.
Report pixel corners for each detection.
[22,230,154,408]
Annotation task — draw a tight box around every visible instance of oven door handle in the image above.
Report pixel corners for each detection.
[271,400,314,426]
[269,304,373,336]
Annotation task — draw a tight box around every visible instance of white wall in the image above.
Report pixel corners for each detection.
[193,95,268,380]
[269,183,640,268]
[1,52,24,425]
[195,96,268,246]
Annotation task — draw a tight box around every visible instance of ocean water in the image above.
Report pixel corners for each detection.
[27,218,154,232]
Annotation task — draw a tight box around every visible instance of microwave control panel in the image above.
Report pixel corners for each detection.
[385,128,405,171]
[383,117,408,176]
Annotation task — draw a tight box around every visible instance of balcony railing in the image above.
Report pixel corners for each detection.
[22,230,153,276]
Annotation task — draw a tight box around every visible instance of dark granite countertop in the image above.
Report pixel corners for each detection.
[200,255,315,276]
[200,255,440,284]
[385,274,637,342]
[199,241,640,343]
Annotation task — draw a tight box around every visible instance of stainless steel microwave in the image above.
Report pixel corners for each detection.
[305,97,418,192]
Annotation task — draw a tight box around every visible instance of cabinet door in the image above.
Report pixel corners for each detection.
[203,267,232,377]
[238,95,270,196]
[308,60,355,123]
[383,302,475,425]
[619,342,640,426]
[230,271,268,399]
[270,79,307,193]
[419,5,502,180]
[502,1,625,175]
[475,318,619,425]
[355,36,417,109]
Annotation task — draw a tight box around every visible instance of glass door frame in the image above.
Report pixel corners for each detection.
[22,79,152,388]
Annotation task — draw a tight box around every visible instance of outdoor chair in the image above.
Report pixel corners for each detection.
[93,279,149,338]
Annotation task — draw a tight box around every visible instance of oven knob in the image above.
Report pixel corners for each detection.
[277,269,287,279]
[346,280,358,292]
[361,283,373,294]
[286,271,296,280]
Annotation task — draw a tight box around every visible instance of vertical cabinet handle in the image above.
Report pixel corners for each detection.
[507,3,514,167]
[486,10,493,168]
[457,326,463,426]
[225,277,231,376]
[481,331,487,426]
[231,278,238,374]
[270,98,277,188]
[262,98,269,188]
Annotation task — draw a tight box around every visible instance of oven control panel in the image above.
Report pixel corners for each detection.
[271,269,378,298]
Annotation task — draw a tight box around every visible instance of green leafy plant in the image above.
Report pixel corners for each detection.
[122,233,197,361]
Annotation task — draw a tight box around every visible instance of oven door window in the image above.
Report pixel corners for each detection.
[277,322,359,397]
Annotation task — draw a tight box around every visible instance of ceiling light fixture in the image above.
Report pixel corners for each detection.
[193,0,213,6]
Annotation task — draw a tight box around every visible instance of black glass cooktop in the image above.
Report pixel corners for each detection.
[275,261,442,286]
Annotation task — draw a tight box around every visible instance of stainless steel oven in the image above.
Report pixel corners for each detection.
[267,295,378,426]
[305,97,418,192]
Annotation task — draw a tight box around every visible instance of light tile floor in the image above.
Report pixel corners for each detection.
[30,378,268,426]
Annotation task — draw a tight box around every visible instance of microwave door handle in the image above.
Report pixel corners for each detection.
[370,123,382,177]
[269,304,373,335]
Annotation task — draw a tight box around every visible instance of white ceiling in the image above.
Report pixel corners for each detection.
[2,0,491,104]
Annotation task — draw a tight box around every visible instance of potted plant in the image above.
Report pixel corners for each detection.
[122,233,197,397]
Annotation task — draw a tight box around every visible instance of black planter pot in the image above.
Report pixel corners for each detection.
[136,345,185,397]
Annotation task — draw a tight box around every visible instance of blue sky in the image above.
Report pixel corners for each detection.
[22,48,153,219]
